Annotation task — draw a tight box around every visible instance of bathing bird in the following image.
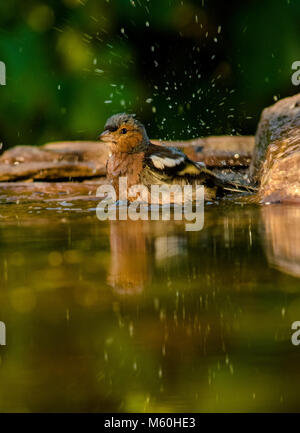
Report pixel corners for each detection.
[99,113,249,201]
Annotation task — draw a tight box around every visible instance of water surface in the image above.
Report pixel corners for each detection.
[0,187,300,412]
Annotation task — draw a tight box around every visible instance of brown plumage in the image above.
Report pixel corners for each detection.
[99,113,251,201]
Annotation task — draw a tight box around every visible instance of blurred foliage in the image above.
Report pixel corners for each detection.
[0,0,300,148]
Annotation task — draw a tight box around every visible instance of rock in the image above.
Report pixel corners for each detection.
[0,161,107,182]
[0,142,109,181]
[250,93,300,202]
[153,136,254,168]
[250,93,300,181]
[0,180,106,203]
[0,137,254,182]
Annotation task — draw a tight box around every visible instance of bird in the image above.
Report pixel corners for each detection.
[99,113,251,201]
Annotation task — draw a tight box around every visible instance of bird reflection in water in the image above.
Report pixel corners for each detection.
[107,219,187,294]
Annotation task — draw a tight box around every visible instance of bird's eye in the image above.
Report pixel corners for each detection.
[121,128,127,134]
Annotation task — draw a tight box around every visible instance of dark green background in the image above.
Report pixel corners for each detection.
[0,0,299,148]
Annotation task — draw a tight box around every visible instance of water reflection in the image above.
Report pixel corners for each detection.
[261,205,300,278]
[107,220,188,294]
[108,220,150,295]
[0,201,300,412]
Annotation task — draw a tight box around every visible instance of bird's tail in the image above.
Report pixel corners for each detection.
[195,163,257,195]
[221,183,257,194]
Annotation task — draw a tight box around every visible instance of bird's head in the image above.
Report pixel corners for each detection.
[99,113,149,153]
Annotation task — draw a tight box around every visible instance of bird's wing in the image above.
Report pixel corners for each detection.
[144,143,209,178]
[143,143,256,193]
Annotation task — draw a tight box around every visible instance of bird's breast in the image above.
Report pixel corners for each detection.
[107,152,145,195]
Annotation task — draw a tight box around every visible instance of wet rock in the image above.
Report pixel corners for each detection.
[0,142,109,181]
[0,180,106,203]
[250,93,300,202]
[153,136,254,168]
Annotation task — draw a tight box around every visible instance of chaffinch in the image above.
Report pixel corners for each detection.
[99,113,248,201]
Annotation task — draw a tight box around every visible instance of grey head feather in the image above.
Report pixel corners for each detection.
[104,113,141,131]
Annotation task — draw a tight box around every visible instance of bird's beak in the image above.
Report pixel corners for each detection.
[98,130,113,142]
